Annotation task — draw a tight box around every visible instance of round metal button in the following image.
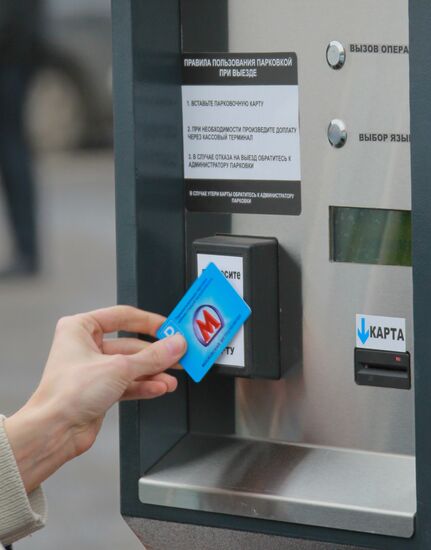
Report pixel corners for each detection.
[326,41,346,69]
[328,119,347,148]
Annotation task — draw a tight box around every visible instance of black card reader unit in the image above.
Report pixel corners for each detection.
[355,348,411,390]
[191,235,280,379]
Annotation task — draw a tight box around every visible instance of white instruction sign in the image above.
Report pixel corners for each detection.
[197,254,245,367]
[182,53,301,216]
[182,85,301,181]
[356,314,406,352]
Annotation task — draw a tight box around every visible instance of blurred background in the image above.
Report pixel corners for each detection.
[0,1,142,548]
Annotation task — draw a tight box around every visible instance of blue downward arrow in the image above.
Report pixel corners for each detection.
[357,317,370,344]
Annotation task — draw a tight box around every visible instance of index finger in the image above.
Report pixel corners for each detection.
[84,305,166,337]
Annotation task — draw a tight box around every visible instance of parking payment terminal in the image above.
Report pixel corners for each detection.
[113,0,431,548]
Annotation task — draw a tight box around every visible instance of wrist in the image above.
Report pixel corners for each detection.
[4,402,76,494]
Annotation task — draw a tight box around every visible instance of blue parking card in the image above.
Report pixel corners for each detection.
[157,262,251,382]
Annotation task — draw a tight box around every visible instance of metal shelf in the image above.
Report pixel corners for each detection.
[139,433,416,539]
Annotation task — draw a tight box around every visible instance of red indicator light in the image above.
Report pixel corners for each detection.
[395,356,401,362]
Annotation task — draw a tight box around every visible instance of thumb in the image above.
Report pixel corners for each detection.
[127,333,187,378]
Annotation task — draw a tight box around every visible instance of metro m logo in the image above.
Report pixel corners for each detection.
[193,305,224,346]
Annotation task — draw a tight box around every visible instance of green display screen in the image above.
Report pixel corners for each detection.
[330,207,412,266]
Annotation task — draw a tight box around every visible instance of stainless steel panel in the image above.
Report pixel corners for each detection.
[170,0,416,539]
[126,517,358,550]
[139,434,416,538]
[219,0,414,455]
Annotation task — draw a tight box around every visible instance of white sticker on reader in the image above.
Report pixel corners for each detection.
[356,314,406,353]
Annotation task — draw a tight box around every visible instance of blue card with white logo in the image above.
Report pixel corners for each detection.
[157,262,251,382]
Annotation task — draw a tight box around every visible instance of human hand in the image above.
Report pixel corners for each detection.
[4,306,186,493]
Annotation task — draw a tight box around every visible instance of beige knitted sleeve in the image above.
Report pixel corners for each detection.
[0,415,47,547]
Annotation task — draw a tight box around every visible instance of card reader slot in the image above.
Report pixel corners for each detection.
[354,348,411,390]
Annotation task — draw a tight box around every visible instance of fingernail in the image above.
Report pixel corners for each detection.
[165,333,186,356]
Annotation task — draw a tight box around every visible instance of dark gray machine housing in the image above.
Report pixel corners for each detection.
[112,0,431,548]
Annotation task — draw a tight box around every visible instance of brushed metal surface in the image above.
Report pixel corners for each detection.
[222,0,414,455]
[126,517,358,550]
[155,0,416,542]
[139,434,416,538]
